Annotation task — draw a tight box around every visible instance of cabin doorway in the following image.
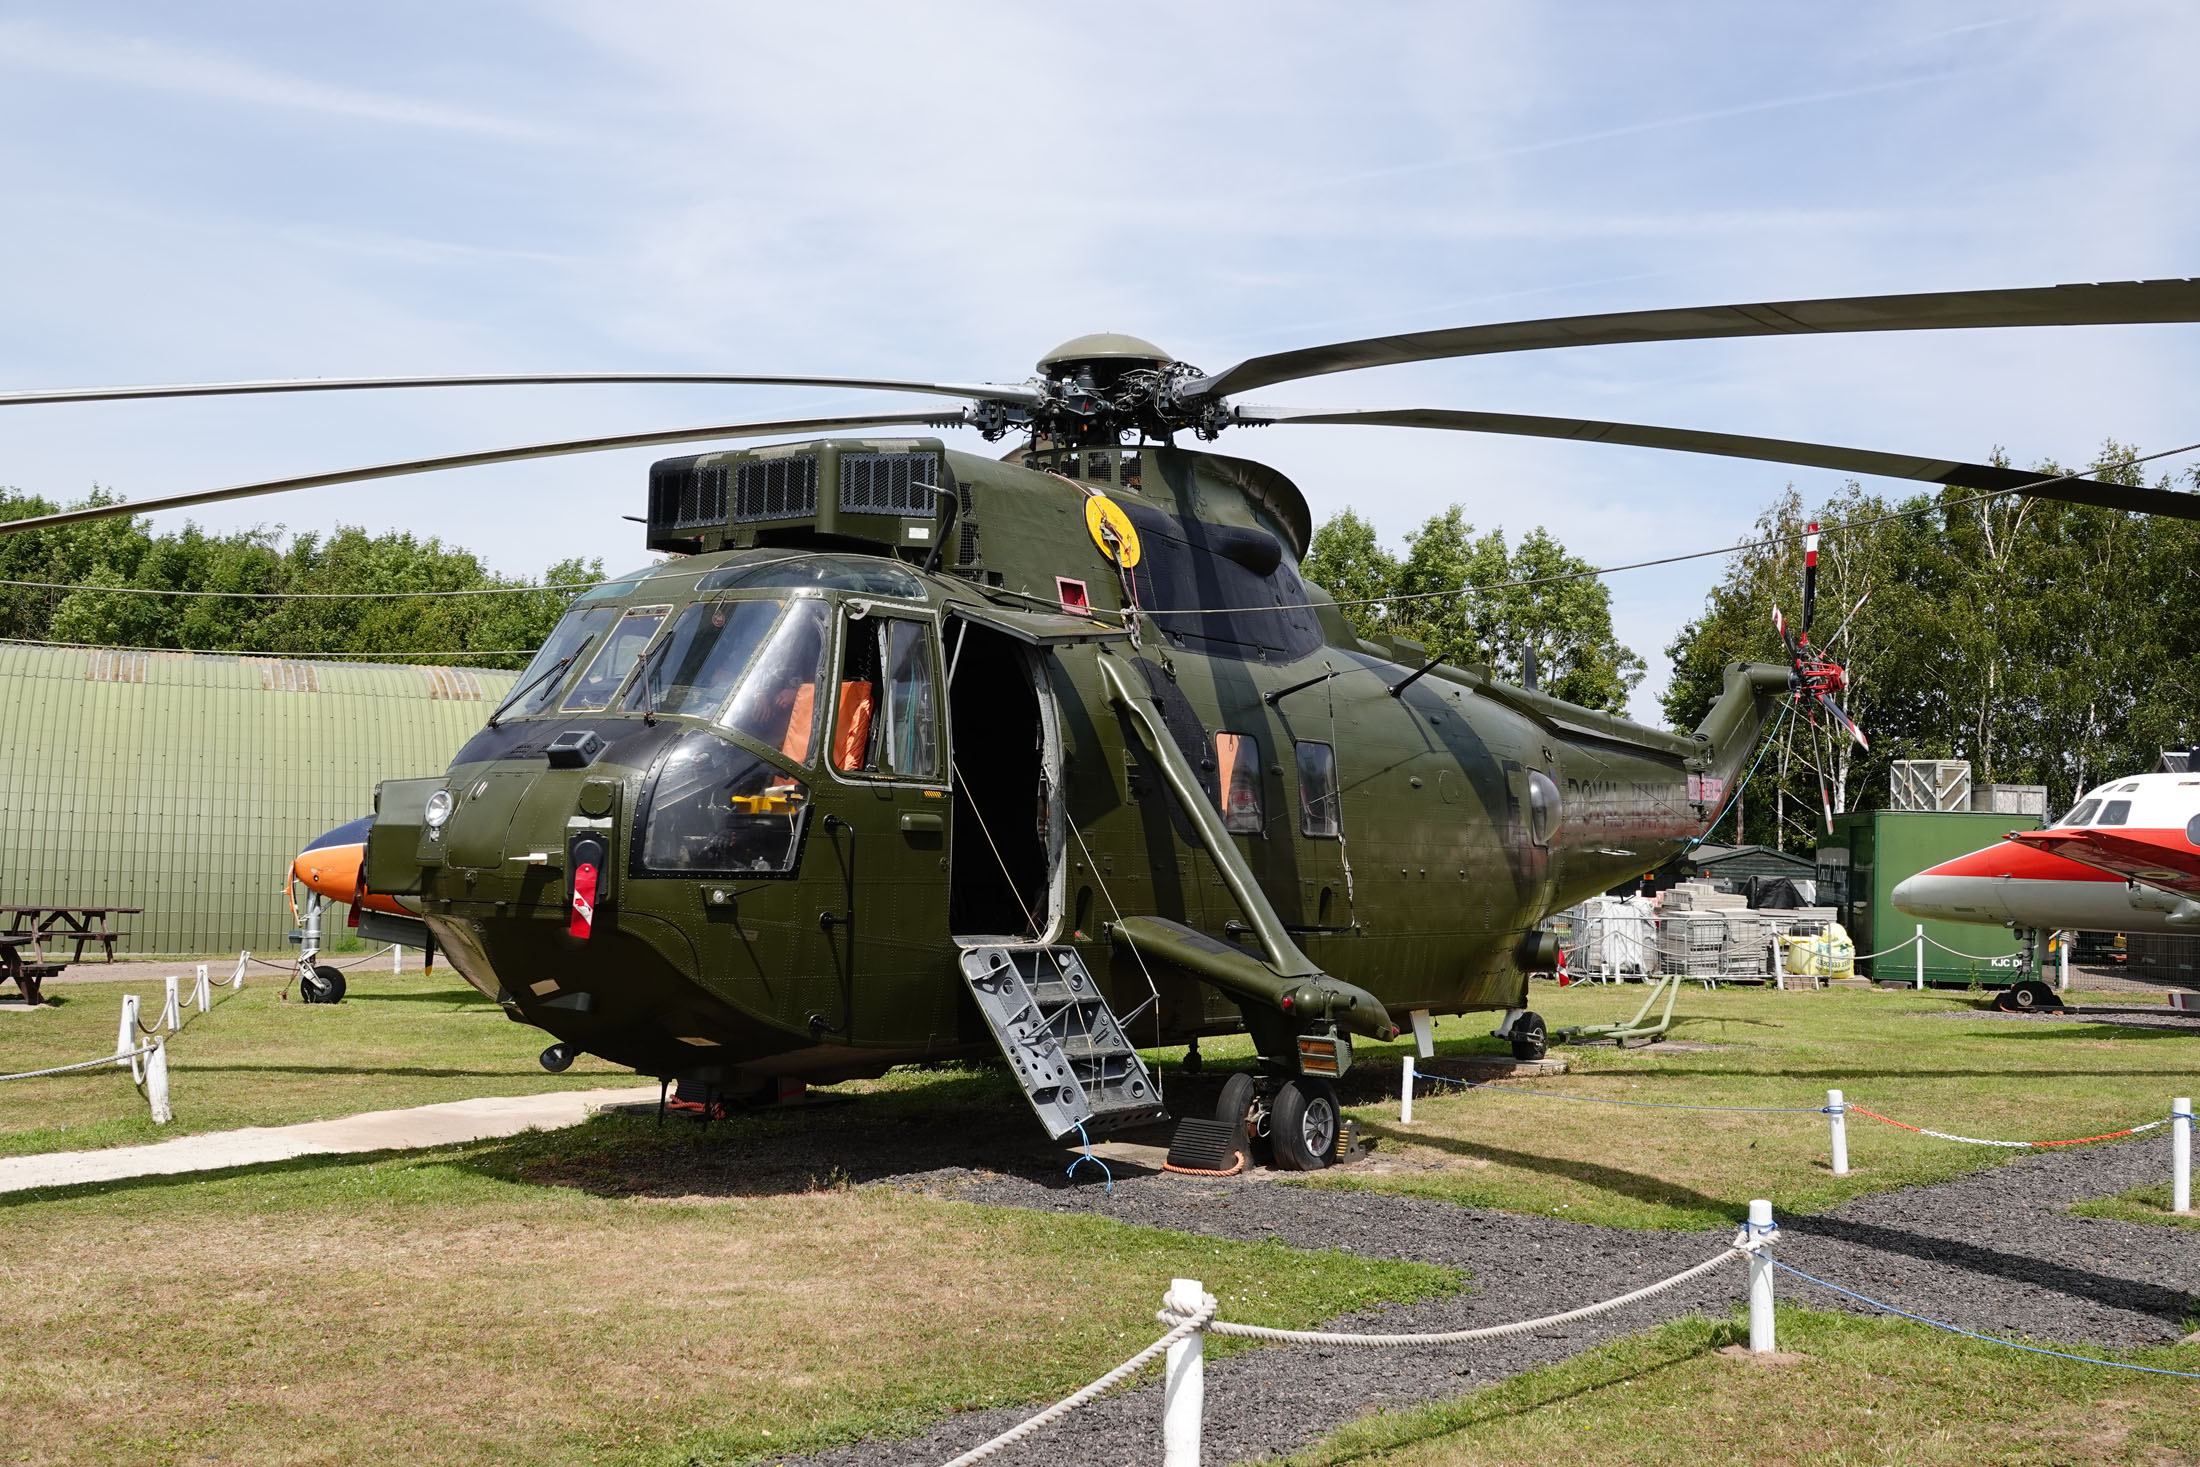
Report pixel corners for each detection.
[947,623,1057,939]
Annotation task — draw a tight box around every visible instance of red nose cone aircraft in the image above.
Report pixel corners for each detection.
[1893,771,2200,934]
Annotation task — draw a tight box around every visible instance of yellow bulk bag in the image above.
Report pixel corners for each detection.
[1781,922,1854,979]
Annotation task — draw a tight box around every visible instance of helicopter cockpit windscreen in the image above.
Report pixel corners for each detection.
[562,605,670,711]
[493,604,616,720]
[722,599,831,764]
[622,599,784,721]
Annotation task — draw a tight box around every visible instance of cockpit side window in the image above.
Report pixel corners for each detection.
[2062,799,2102,827]
[2099,799,2133,826]
[562,605,670,711]
[829,614,939,779]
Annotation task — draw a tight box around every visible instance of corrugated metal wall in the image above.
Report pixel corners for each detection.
[0,646,516,954]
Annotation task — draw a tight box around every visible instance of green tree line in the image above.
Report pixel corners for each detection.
[0,489,599,669]
[1301,506,1646,712]
[1662,446,2200,847]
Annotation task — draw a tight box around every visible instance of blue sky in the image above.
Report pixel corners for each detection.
[3,2,2196,720]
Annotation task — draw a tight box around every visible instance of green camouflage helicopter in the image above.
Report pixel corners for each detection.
[9,280,2200,1169]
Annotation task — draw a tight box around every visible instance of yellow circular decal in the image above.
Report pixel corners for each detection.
[1084,495,1141,568]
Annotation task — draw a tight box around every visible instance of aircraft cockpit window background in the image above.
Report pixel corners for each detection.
[1296,740,1339,838]
[562,605,669,711]
[2099,799,2133,826]
[831,615,941,780]
[1214,732,1263,834]
[621,598,783,721]
[636,733,808,876]
[2062,799,2103,826]
[722,599,832,766]
[501,604,614,719]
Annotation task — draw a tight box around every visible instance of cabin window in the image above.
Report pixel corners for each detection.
[562,605,670,711]
[1527,769,1560,846]
[2099,799,2133,826]
[2186,814,2200,847]
[498,605,614,719]
[2062,800,2101,827]
[1214,732,1263,834]
[622,599,783,721]
[636,732,808,876]
[831,614,940,780]
[721,599,832,764]
[1296,740,1339,838]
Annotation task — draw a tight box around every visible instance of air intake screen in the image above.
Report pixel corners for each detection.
[734,457,820,521]
[840,452,937,516]
[648,464,729,530]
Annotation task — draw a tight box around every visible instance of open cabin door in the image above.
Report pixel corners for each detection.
[941,603,1126,942]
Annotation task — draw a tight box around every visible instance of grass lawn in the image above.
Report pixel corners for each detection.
[0,1120,1457,1467]
[1283,1304,2200,1466]
[0,973,631,1158]
[2071,1182,2200,1231]
[1300,984,2200,1229]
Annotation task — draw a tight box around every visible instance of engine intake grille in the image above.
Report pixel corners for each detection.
[648,460,729,531]
[734,456,820,522]
[840,452,937,516]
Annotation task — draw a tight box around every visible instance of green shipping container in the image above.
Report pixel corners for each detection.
[1818,809,2043,984]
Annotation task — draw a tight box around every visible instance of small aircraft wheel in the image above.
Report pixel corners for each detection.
[300,965,346,1005]
[2004,980,2058,1012]
[539,1042,576,1073]
[1269,1077,1340,1171]
[1214,1071,1258,1139]
[1181,1043,1203,1075]
[1509,1011,1548,1061]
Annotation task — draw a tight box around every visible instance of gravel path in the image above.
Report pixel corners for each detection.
[772,1134,2198,1467]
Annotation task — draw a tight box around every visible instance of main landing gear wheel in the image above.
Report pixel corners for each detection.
[1509,1011,1548,1061]
[1270,1077,1341,1171]
[1997,980,2062,1012]
[1214,1072,1257,1141]
[299,965,346,1004]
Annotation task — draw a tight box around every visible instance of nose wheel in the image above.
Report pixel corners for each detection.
[1268,1077,1342,1171]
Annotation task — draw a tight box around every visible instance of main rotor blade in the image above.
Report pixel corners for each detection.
[0,410,968,535]
[0,372,1040,409]
[1236,405,2200,519]
[1184,279,2200,399]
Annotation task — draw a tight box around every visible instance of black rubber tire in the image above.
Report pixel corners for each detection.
[2004,982,2043,1012]
[539,1043,575,1073]
[1269,1078,1340,1171]
[300,965,346,1005]
[1213,1072,1257,1138]
[2010,979,2060,1012]
[1509,1011,1548,1061]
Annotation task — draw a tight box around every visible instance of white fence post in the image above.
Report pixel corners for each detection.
[1914,926,1925,991]
[115,994,140,1073]
[393,943,403,975]
[2058,932,2070,992]
[1163,1278,1205,1467]
[232,951,249,988]
[161,975,181,1031]
[2174,1097,2191,1215]
[1827,1089,1849,1176]
[1747,1198,1776,1354]
[146,1037,173,1124]
[193,963,211,1013]
[1399,1054,1416,1124]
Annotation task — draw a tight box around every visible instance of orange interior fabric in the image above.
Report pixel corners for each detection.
[779,682,816,763]
[833,681,875,771]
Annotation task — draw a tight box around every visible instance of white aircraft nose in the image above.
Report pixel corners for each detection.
[1891,873,1995,921]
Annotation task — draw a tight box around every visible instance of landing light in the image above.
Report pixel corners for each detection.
[424,789,454,836]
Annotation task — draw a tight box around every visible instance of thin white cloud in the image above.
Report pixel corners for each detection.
[0,17,555,140]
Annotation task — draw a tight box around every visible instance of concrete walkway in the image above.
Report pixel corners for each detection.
[0,1085,657,1195]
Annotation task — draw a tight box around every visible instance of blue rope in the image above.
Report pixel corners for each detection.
[1066,1120,1113,1194]
[1768,1258,2200,1380]
[1682,697,1793,854]
[1413,1069,1829,1114]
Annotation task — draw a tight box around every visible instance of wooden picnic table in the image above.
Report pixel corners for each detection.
[0,905,140,1005]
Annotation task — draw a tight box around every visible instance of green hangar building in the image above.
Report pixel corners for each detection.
[0,644,515,954]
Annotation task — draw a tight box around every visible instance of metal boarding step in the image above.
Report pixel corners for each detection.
[957,942,1167,1141]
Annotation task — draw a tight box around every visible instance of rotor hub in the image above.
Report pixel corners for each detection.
[968,333,1228,446]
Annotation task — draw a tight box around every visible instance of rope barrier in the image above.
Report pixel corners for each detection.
[1921,933,2021,963]
[939,1296,1219,1467]
[1847,1105,2174,1149]
[1160,1245,1747,1347]
[1413,1069,1830,1114]
[0,1045,159,1082]
[1066,1121,1114,1194]
[1767,1259,2200,1380]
